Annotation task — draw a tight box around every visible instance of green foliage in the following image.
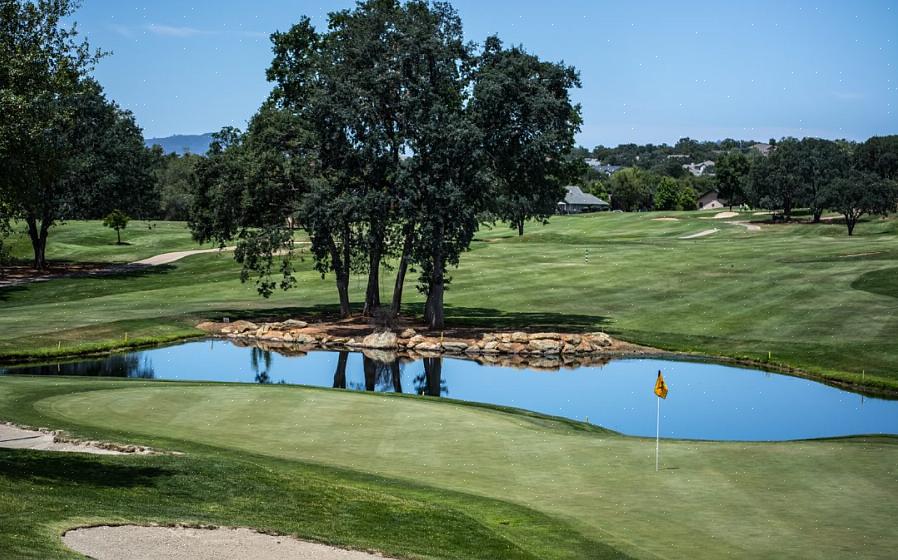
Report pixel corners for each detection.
[102,209,130,244]
[153,151,202,220]
[715,151,750,208]
[824,171,898,235]
[472,35,582,235]
[855,135,898,179]
[609,168,653,211]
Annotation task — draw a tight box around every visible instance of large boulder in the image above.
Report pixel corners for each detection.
[482,341,501,353]
[441,341,469,353]
[415,341,443,352]
[360,331,398,350]
[529,332,562,341]
[497,342,527,354]
[528,338,562,354]
[399,328,417,339]
[510,331,530,343]
[587,332,613,347]
[282,319,308,328]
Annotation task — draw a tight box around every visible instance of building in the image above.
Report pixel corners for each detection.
[585,158,622,175]
[697,190,727,210]
[683,160,716,176]
[751,143,773,156]
[558,186,610,214]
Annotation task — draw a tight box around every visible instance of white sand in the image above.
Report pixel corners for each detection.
[63,526,387,560]
[711,211,739,219]
[130,247,235,266]
[726,221,762,232]
[651,217,680,222]
[0,423,123,454]
[679,228,719,239]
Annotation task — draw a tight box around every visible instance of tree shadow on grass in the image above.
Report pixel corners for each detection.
[207,304,611,334]
[0,451,171,488]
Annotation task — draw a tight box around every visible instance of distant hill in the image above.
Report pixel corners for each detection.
[144,133,214,156]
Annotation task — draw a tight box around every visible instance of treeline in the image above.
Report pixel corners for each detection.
[580,136,898,234]
[188,0,582,328]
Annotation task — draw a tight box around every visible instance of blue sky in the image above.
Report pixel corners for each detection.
[73,0,897,147]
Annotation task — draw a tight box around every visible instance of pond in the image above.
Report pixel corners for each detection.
[3,339,896,441]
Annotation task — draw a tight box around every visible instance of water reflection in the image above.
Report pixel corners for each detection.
[3,340,898,441]
[4,354,155,379]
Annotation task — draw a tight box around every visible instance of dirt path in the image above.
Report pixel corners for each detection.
[63,526,387,560]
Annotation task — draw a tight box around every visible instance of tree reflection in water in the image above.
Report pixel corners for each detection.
[414,357,447,397]
[1,354,154,378]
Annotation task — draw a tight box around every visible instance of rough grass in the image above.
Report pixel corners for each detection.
[1,212,896,389]
[2,377,896,559]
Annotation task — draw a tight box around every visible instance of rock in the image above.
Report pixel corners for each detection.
[576,339,594,353]
[481,333,498,343]
[482,341,501,353]
[292,333,318,345]
[528,339,562,354]
[282,333,295,342]
[195,321,220,332]
[221,320,258,334]
[588,332,612,347]
[328,336,349,345]
[499,333,512,343]
[562,342,578,354]
[464,345,482,354]
[529,332,562,341]
[362,349,398,363]
[441,341,469,353]
[510,331,530,343]
[408,335,427,346]
[415,341,443,352]
[562,334,582,345]
[400,328,417,339]
[359,331,397,349]
[282,319,308,328]
[497,342,527,354]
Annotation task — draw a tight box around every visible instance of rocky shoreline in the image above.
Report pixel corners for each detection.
[196,319,647,370]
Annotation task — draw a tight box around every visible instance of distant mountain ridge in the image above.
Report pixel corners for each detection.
[144,133,214,156]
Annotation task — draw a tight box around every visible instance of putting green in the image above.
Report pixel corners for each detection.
[37,383,898,559]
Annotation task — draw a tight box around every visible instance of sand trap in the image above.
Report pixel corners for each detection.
[726,221,762,232]
[651,217,680,222]
[63,526,387,560]
[0,422,152,455]
[710,211,739,219]
[679,228,719,239]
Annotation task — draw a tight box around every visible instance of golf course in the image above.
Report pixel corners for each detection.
[2,212,896,391]
[1,211,897,558]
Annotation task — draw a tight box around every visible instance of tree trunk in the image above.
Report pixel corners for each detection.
[812,208,822,223]
[336,272,351,318]
[116,229,122,244]
[26,216,50,270]
[390,226,414,316]
[328,233,352,318]
[517,220,524,236]
[363,356,376,392]
[428,241,445,330]
[332,351,348,389]
[846,214,857,236]
[363,243,381,316]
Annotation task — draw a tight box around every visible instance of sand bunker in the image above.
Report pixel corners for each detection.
[726,221,762,232]
[63,526,387,560]
[701,211,739,219]
[0,422,152,455]
[679,228,719,239]
[651,217,680,222]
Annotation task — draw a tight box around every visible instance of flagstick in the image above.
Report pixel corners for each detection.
[655,395,661,472]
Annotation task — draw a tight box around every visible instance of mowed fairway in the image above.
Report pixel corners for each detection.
[2,212,897,389]
[5,377,896,559]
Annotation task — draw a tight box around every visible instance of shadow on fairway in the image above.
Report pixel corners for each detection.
[0,451,170,488]
[208,304,612,333]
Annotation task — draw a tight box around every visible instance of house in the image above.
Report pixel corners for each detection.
[585,158,622,175]
[751,143,773,156]
[697,190,727,210]
[683,160,716,176]
[557,186,610,214]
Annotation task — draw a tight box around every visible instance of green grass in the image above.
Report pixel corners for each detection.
[1,376,896,558]
[1,212,896,390]
[4,220,202,264]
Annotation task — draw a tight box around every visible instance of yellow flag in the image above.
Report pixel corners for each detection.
[654,370,668,399]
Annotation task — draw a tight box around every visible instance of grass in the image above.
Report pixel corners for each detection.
[1,376,896,558]
[1,212,896,390]
[3,220,202,264]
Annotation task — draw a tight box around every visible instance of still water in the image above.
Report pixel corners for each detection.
[3,339,896,441]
